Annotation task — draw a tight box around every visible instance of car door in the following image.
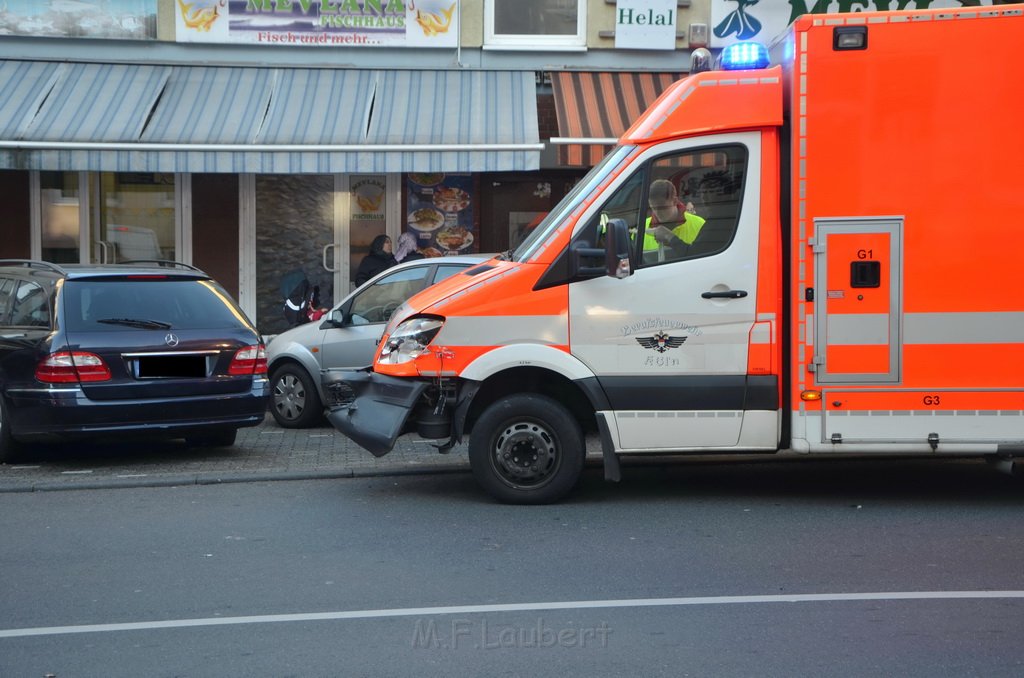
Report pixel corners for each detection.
[568,133,763,451]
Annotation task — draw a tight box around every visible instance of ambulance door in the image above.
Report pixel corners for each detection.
[812,218,902,384]
[568,132,767,452]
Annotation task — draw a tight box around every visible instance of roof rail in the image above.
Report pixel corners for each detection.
[119,259,203,272]
[0,259,67,275]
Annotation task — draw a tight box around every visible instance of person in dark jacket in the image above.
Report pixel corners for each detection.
[354,234,397,286]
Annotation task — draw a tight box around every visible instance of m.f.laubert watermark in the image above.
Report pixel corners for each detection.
[412,617,612,650]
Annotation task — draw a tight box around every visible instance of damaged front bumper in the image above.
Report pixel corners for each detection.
[322,369,430,457]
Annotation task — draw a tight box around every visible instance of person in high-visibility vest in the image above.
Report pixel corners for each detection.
[643,179,706,256]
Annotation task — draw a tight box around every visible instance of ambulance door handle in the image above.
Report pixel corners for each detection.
[702,290,748,299]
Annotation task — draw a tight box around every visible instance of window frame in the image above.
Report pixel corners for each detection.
[8,279,52,329]
[348,265,432,325]
[572,142,749,273]
[484,0,587,51]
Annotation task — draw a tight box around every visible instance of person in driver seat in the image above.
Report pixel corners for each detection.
[643,179,706,256]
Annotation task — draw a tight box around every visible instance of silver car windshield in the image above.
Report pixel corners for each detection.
[512,145,635,263]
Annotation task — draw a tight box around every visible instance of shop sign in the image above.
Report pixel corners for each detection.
[406,173,475,256]
[352,177,386,221]
[711,0,1005,47]
[0,0,156,39]
[614,0,677,51]
[176,0,459,47]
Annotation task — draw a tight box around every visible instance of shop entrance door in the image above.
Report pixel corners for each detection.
[253,174,338,337]
[250,173,396,336]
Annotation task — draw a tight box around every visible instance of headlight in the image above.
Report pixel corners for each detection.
[378,317,444,364]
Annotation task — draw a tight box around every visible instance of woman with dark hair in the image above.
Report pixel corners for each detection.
[354,234,397,286]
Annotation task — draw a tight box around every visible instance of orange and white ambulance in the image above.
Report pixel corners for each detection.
[325,5,1024,503]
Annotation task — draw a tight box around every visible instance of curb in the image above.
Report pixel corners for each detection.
[0,464,472,494]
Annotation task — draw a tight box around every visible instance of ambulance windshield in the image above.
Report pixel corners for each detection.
[511,145,635,262]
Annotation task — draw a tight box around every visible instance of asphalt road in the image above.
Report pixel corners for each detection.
[1,460,1023,677]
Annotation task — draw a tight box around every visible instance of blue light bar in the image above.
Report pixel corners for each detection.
[720,42,771,70]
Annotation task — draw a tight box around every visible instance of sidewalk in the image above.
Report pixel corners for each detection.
[0,415,474,493]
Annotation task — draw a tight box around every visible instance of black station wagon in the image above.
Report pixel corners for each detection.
[0,260,269,461]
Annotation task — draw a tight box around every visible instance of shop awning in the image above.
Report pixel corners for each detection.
[0,61,541,173]
[550,71,684,167]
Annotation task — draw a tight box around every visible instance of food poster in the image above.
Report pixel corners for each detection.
[406,173,476,256]
[350,175,387,283]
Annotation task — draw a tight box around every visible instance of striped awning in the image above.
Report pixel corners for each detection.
[0,61,540,173]
[551,71,684,167]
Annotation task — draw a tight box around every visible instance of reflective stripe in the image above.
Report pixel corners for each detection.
[827,313,889,346]
[433,316,568,347]
[905,312,1024,344]
[749,322,771,345]
[823,312,1024,346]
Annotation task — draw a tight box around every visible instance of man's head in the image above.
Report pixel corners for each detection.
[648,179,680,222]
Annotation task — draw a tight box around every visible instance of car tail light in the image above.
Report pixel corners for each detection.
[36,351,112,383]
[228,345,267,376]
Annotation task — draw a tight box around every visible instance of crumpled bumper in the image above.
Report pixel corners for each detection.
[322,369,429,457]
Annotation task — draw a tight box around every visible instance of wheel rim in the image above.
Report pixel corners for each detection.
[489,419,561,489]
[272,373,306,421]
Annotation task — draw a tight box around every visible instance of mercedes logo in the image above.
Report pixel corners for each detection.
[164,333,180,347]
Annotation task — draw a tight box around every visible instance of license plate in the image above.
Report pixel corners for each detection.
[136,355,209,378]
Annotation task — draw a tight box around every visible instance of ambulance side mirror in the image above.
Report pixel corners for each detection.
[603,218,632,279]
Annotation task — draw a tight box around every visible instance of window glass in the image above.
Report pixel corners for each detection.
[349,267,430,325]
[94,173,176,264]
[516,145,634,261]
[61,280,246,331]
[641,146,746,266]
[9,281,50,328]
[40,172,81,264]
[432,265,470,285]
[576,144,748,269]
[486,0,584,48]
[0,278,15,325]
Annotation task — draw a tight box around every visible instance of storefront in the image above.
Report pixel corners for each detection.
[0,60,555,333]
[0,0,714,334]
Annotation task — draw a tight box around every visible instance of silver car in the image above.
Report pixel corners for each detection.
[266,254,489,428]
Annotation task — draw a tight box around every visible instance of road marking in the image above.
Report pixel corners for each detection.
[1,591,1022,639]
[59,470,93,475]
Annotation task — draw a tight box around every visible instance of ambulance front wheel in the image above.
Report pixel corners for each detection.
[469,394,585,505]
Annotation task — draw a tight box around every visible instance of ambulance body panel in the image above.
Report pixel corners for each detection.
[325,6,1024,503]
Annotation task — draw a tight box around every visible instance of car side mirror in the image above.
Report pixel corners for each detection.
[603,218,632,279]
[320,308,346,329]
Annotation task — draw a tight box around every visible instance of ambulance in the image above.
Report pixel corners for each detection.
[325,5,1024,504]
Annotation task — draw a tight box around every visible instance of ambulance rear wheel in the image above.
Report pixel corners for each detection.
[469,394,584,505]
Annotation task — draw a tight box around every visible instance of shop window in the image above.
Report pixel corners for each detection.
[95,173,176,264]
[40,172,82,264]
[485,0,585,49]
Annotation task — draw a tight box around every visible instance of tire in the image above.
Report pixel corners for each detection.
[0,395,23,464]
[186,428,238,448]
[468,394,585,505]
[269,364,323,428]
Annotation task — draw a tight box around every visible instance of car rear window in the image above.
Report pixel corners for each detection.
[61,279,249,331]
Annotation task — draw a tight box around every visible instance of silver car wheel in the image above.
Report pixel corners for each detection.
[273,373,306,421]
[269,365,322,428]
